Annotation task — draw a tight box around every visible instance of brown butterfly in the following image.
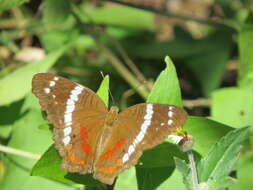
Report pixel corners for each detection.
[32,73,187,185]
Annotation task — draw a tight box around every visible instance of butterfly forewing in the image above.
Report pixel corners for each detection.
[93,103,187,184]
[32,73,108,174]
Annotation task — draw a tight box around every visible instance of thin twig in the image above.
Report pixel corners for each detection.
[107,0,236,33]
[187,150,198,190]
[0,144,41,159]
[183,98,211,108]
[70,8,150,99]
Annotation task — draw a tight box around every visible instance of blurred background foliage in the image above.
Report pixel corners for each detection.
[0,0,253,190]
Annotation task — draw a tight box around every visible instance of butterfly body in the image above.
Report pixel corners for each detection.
[32,73,187,185]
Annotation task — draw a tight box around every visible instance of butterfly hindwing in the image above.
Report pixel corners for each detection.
[93,103,187,184]
[32,73,108,174]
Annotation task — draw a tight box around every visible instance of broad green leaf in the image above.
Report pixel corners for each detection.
[0,46,67,106]
[96,75,109,106]
[211,87,253,128]
[115,167,138,190]
[147,56,182,107]
[31,77,109,186]
[0,95,74,190]
[238,11,253,89]
[184,116,233,155]
[208,176,237,190]
[198,127,249,183]
[43,0,71,29]
[230,154,253,190]
[174,157,192,190]
[187,32,232,96]
[0,0,28,12]
[135,166,175,190]
[156,169,186,190]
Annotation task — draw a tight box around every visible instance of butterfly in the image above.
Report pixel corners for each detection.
[32,73,188,185]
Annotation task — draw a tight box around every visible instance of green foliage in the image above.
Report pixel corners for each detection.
[198,127,249,189]
[96,75,110,106]
[147,56,182,107]
[1,1,253,189]
[211,87,253,128]
[174,157,192,190]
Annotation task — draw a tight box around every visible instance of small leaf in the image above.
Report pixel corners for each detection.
[174,157,192,190]
[96,75,109,106]
[147,56,182,107]
[198,127,249,183]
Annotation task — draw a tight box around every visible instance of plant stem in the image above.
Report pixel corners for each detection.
[0,144,41,159]
[70,8,150,99]
[187,150,199,190]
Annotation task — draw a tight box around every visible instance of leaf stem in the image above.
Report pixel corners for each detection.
[0,144,41,159]
[187,150,199,190]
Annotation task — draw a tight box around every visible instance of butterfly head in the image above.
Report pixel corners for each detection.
[105,106,119,126]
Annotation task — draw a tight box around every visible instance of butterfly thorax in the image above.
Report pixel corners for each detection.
[104,106,119,126]
[93,106,119,165]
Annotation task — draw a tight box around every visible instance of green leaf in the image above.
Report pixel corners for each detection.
[198,127,249,183]
[147,56,182,107]
[115,167,138,190]
[238,11,253,89]
[96,75,109,106]
[0,0,28,12]
[134,142,190,190]
[0,46,67,106]
[211,87,253,128]
[174,157,192,190]
[43,0,71,29]
[31,77,109,186]
[31,145,101,186]
[184,116,233,155]
[230,154,253,190]
[208,176,237,190]
[135,166,175,190]
[0,95,73,190]
[187,32,232,96]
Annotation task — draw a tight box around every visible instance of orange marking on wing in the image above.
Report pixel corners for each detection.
[69,154,77,161]
[66,144,73,151]
[98,167,105,172]
[78,160,86,165]
[116,159,122,166]
[115,137,126,148]
[108,167,114,173]
[99,137,126,161]
[80,127,93,157]
[80,127,88,140]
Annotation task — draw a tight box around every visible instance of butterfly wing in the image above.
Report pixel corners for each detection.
[32,73,108,174]
[93,103,187,184]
